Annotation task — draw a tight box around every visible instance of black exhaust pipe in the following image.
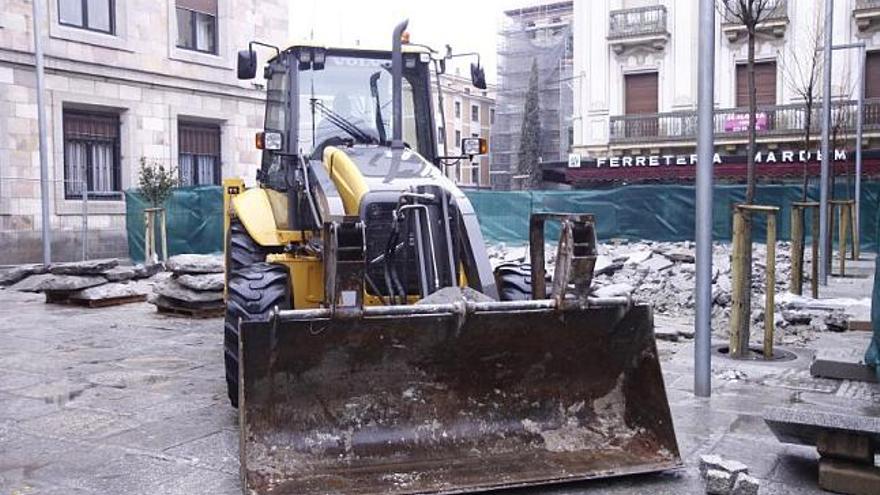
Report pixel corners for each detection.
[391,19,408,150]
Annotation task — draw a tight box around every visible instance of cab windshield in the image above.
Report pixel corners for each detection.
[297,55,419,155]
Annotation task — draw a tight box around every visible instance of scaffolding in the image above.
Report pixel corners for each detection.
[490,1,574,190]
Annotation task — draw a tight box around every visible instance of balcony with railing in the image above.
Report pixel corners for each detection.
[607,5,669,55]
[720,0,789,41]
[608,99,880,144]
[854,0,880,32]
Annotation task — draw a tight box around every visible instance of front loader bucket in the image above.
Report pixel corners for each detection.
[239,302,680,495]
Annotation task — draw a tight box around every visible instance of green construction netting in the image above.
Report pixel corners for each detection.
[125,182,879,262]
[125,186,223,263]
[467,182,880,252]
[867,206,880,380]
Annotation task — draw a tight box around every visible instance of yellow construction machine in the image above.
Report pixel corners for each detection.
[225,21,680,495]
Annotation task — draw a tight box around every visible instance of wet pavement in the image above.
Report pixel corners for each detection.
[0,261,877,494]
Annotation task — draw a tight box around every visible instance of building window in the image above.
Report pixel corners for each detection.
[868,52,880,99]
[624,72,659,115]
[437,126,445,144]
[454,130,461,146]
[176,0,217,54]
[63,110,121,199]
[736,61,777,107]
[454,101,461,118]
[490,108,495,124]
[471,164,480,185]
[58,0,115,34]
[178,122,221,186]
[471,105,479,122]
[464,87,471,94]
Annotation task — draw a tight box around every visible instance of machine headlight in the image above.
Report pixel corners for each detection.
[256,131,282,150]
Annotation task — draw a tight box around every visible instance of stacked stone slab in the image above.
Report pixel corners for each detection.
[0,258,161,305]
[149,254,225,315]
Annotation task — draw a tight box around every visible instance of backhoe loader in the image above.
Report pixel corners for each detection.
[225,21,680,495]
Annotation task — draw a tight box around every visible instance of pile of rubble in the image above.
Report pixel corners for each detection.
[488,239,866,345]
[149,254,225,317]
[0,259,161,305]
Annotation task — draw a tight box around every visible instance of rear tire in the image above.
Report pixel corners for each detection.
[494,263,533,301]
[224,218,289,408]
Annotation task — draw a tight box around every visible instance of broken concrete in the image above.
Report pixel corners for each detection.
[102,266,137,282]
[176,273,225,292]
[9,273,56,292]
[154,279,223,304]
[69,283,148,301]
[165,254,224,274]
[49,258,118,275]
[133,263,163,279]
[0,264,47,286]
[39,275,107,292]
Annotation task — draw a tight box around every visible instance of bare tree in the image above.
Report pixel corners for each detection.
[780,13,823,201]
[717,0,778,359]
[717,0,779,204]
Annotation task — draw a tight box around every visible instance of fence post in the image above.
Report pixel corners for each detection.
[730,207,748,358]
[765,212,777,359]
[790,206,803,295]
[81,179,88,261]
[811,206,820,298]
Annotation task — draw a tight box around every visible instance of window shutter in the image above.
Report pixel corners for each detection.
[64,111,119,139]
[176,0,218,15]
[179,123,221,156]
[736,62,777,107]
[866,52,880,99]
[624,72,658,115]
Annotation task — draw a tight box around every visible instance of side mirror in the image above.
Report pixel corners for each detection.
[470,62,487,90]
[237,49,257,80]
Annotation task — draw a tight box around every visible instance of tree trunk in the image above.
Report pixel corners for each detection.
[745,27,757,204]
[802,96,812,202]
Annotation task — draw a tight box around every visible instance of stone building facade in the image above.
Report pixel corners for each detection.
[435,72,496,188]
[0,0,288,264]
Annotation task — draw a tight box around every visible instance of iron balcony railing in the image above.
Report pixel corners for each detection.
[608,5,668,39]
[609,99,880,144]
[856,0,880,11]
[720,0,788,24]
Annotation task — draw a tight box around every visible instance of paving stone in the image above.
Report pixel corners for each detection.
[49,258,118,275]
[732,474,760,495]
[18,407,139,440]
[164,429,239,474]
[40,275,107,292]
[705,469,734,495]
[665,249,696,263]
[102,266,137,282]
[176,272,225,292]
[642,256,674,273]
[165,254,223,274]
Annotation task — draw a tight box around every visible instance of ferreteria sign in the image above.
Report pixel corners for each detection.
[585,149,850,169]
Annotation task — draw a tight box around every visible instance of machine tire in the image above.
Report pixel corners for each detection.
[224,262,291,408]
[227,218,274,272]
[494,263,534,301]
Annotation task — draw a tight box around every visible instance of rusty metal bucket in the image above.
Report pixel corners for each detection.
[239,300,680,495]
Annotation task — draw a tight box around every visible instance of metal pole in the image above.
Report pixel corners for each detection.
[32,0,52,265]
[855,44,864,258]
[818,0,833,286]
[81,179,88,261]
[694,0,715,398]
